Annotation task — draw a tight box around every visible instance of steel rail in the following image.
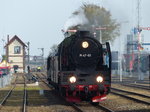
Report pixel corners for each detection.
[121,83,150,90]
[22,75,27,112]
[112,80,150,84]
[111,91,150,105]
[35,73,84,112]
[111,87,150,98]
[128,83,149,88]
[94,104,115,112]
[0,75,18,109]
[71,102,115,112]
[36,73,115,112]
[0,86,16,107]
[69,103,84,112]
[41,73,47,79]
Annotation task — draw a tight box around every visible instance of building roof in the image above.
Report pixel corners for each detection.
[5,35,27,47]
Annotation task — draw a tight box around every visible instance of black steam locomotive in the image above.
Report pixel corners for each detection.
[47,31,111,104]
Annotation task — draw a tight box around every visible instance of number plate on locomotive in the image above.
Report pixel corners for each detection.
[79,54,91,57]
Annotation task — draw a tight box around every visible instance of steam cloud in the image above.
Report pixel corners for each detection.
[63,9,89,32]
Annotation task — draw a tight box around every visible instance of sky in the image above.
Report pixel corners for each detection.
[0,0,150,57]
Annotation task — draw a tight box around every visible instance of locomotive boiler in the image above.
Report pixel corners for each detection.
[47,30,111,104]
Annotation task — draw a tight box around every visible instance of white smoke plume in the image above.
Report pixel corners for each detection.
[63,9,89,32]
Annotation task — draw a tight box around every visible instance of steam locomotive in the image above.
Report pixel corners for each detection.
[47,30,111,104]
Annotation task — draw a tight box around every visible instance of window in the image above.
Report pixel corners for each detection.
[14,46,21,54]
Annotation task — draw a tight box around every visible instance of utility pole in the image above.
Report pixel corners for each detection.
[27,42,30,65]
[27,42,30,73]
[137,0,140,29]
[137,0,142,80]
[119,35,122,82]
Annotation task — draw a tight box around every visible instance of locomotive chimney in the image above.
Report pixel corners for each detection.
[77,31,91,38]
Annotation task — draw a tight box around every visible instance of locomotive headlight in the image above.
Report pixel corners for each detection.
[82,41,89,48]
[96,76,103,83]
[69,76,76,83]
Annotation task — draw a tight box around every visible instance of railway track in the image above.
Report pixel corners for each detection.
[120,83,150,90]
[70,102,115,112]
[35,72,115,112]
[23,76,27,112]
[112,80,150,85]
[34,72,150,111]
[0,74,27,112]
[112,77,150,85]
[111,87,150,105]
[30,73,77,112]
[112,80,150,90]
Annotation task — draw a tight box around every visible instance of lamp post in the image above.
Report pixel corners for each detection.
[27,42,30,65]
[26,42,30,73]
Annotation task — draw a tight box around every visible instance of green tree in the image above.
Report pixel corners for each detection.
[70,3,120,42]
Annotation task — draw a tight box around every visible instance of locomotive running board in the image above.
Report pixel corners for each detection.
[92,95,107,102]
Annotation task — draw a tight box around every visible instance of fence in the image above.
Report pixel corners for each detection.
[0,74,12,88]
